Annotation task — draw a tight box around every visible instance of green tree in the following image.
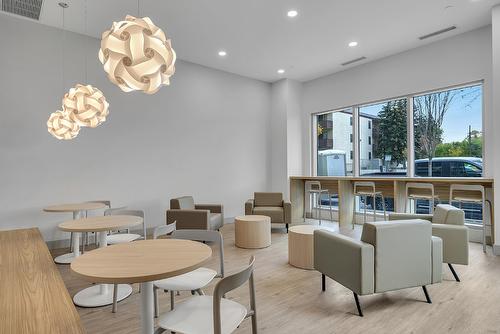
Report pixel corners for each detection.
[375,100,407,166]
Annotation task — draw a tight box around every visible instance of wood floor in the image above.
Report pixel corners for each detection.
[53,221,500,334]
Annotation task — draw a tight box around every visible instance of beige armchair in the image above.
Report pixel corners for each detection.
[245,192,291,232]
[314,219,442,316]
[389,204,468,282]
[167,196,224,231]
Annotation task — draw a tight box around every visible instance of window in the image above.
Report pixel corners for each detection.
[358,98,407,176]
[413,84,483,177]
[315,108,354,176]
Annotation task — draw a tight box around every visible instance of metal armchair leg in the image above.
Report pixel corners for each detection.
[422,285,432,304]
[353,292,363,317]
[321,274,326,291]
[448,263,460,282]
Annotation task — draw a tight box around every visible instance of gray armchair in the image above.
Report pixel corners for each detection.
[314,219,442,316]
[245,192,291,232]
[167,196,224,231]
[389,204,468,281]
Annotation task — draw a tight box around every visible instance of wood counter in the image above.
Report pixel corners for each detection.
[0,228,85,334]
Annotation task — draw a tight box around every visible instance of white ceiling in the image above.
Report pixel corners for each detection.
[7,0,500,82]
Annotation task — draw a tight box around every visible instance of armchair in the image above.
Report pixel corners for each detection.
[245,192,291,232]
[389,204,468,281]
[167,196,224,231]
[314,219,442,316]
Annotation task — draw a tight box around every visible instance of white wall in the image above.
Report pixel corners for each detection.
[0,15,272,242]
[302,26,493,178]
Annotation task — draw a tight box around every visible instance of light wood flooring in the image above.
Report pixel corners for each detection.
[53,221,500,334]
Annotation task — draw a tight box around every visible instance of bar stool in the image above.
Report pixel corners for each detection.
[304,181,333,225]
[450,184,492,253]
[405,183,439,214]
[352,181,386,229]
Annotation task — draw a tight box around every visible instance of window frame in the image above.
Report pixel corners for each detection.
[311,80,485,178]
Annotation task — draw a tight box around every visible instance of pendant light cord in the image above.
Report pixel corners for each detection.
[84,0,88,83]
[137,0,140,17]
[61,5,65,93]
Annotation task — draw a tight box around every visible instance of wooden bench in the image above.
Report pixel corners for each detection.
[0,228,85,334]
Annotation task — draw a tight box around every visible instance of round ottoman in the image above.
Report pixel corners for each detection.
[288,225,334,270]
[234,215,271,249]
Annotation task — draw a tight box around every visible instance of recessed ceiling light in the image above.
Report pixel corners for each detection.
[277,69,285,74]
[348,41,358,47]
[287,10,298,18]
[218,50,227,57]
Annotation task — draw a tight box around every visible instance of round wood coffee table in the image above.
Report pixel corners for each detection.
[44,202,107,264]
[288,225,335,270]
[71,239,212,334]
[59,215,143,308]
[234,215,271,249]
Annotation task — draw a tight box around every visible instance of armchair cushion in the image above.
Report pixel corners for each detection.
[361,220,433,293]
[254,192,283,207]
[171,196,195,210]
[253,206,284,223]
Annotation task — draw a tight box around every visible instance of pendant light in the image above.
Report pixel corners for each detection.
[98,0,176,94]
[63,0,109,128]
[47,2,80,140]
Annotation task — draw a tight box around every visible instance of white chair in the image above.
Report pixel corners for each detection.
[104,208,146,245]
[352,181,386,229]
[304,181,333,224]
[104,209,145,313]
[406,182,439,214]
[81,200,113,252]
[450,184,492,253]
[153,229,225,317]
[156,256,257,334]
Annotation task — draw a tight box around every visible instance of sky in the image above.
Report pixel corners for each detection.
[360,84,482,143]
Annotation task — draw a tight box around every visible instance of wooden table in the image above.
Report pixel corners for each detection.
[290,176,495,243]
[44,202,107,264]
[71,239,212,334]
[288,225,335,270]
[234,215,271,249]
[0,228,85,334]
[59,215,143,308]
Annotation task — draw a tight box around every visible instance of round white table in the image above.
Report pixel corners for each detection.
[44,202,107,264]
[71,239,212,334]
[59,215,143,308]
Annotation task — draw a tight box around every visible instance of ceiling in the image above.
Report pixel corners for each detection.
[4,0,500,82]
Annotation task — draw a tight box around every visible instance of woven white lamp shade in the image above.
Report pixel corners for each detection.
[63,84,109,128]
[98,15,176,94]
[47,110,80,140]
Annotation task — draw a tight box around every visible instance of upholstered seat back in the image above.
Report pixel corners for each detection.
[361,219,433,293]
[432,204,465,226]
[170,196,195,210]
[254,192,283,207]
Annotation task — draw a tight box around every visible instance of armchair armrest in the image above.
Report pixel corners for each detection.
[314,230,374,295]
[283,201,291,225]
[195,204,223,214]
[431,236,443,284]
[388,212,433,222]
[432,224,469,265]
[166,209,210,230]
[245,199,254,215]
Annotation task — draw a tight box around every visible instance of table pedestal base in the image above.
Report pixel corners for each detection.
[73,284,133,307]
[54,252,77,264]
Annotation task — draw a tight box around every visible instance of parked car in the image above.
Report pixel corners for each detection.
[415,157,482,177]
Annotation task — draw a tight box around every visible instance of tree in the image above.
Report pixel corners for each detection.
[375,99,407,167]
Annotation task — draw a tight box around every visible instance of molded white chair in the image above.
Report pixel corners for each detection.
[156,256,257,334]
[104,208,146,245]
[352,181,386,229]
[153,228,225,317]
[450,184,492,253]
[406,182,439,214]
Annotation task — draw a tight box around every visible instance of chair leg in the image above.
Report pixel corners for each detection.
[69,232,73,252]
[170,290,175,310]
[112,284,118,313]
[363,195,367,224]
[381,194,387,220]
[154,286,159,318]
[352,194,356,229]
[447,263,460,282]
[286,224,289,233]
[321,274,326,291]
[353,292,363,317]
[196,288,204,295]
[422,286,431,304]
